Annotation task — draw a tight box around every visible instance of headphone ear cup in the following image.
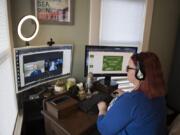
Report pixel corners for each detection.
[135,61,145,80]
[136,69,144,80]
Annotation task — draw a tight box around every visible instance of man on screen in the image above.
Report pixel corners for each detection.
[30,64,42,77]
[49,61,58,71]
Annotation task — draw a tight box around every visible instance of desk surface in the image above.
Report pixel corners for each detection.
[42,110,97,135]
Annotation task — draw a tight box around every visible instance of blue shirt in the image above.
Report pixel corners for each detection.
[30,69,42,77]
[97,91,166,135]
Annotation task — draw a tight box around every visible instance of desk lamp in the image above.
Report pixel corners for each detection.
[17,15,39,46]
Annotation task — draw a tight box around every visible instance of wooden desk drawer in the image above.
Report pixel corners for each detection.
[45,118,69,135]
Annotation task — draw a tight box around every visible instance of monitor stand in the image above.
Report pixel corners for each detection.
[104,76,111,86]
[100,76,117,87]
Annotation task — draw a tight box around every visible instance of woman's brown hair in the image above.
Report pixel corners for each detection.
[131,52,165,98]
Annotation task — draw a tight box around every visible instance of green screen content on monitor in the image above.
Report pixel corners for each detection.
[103,56,123,71]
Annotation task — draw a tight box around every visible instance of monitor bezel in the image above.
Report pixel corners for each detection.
[14,44,73,93]
[84,45,138,77]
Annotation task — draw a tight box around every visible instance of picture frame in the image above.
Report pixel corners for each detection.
[34,0,74,25]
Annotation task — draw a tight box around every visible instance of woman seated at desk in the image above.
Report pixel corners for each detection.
[97,52,166,135]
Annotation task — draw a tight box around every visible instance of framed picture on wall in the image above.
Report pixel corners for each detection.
[34,0,74,25]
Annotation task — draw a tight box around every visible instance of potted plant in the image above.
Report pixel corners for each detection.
[54,80,66,94]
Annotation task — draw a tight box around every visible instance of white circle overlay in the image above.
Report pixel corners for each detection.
[17,15,39,42]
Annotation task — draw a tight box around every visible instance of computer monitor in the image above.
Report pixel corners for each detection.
[14,44,73,93]
[84,45,137,86]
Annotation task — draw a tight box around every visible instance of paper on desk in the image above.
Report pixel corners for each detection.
[118,82,135,92]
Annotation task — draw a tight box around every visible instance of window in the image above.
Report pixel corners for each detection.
[0,0,18,135]
[100,0,146,47]
[89,0,154,51]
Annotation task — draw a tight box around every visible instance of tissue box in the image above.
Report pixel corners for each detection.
[46,95,78,119]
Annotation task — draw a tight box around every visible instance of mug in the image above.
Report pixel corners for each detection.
[66,78,76,90]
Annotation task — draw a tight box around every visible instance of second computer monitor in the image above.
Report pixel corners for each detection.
[85,45,137,85]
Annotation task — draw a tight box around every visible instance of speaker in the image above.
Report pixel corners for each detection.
[135,55,145,80]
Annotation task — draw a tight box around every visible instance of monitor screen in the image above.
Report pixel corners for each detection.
[84,45,137,77]
[14,45,73,93]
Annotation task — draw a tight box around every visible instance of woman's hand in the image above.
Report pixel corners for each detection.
[97,101,107,115]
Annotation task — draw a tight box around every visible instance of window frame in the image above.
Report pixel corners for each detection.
[88,0,154,51]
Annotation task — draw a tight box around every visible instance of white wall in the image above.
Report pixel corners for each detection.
[0,0,18,135]
[149,0,179,83]
[0,56,18,135]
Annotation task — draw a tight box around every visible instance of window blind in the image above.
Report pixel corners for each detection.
[100,0,146,46]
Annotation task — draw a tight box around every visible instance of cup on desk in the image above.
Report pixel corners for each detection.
[66,78,76,90]
[54,85,65,94]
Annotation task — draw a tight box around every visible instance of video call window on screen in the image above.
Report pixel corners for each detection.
[24,60,45,77]
[23,51,64,85]
[15,45,73,93]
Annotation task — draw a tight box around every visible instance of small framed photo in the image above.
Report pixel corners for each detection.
[34,0,74,25]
